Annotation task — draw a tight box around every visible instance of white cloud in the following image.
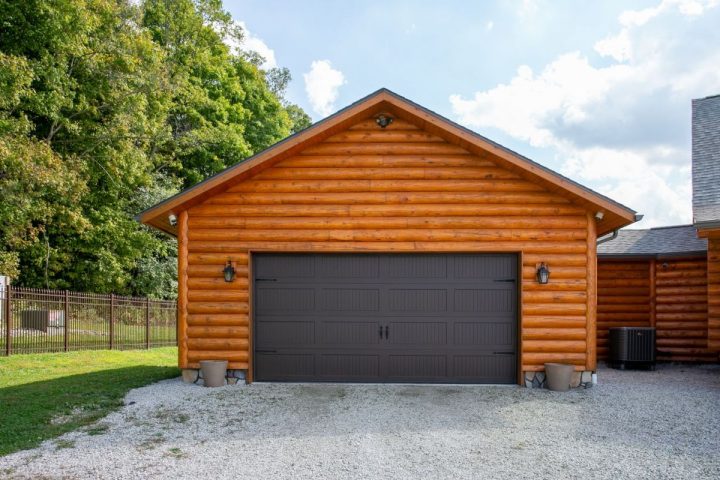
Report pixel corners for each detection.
[518,0,540,16]
[485,21,495,31]
[224,21,277,69]
[619,0,713,26]
[594,30,632,62]
[303,60,346,117]
[450,0,720,227]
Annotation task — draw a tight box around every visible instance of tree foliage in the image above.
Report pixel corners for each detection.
[0,0,308,297]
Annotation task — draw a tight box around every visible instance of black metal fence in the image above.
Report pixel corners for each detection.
[0,286,177,356]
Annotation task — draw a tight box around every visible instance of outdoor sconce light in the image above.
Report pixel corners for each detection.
[536,263,550,284]
[375,114,393,128]
[223,259,236,283]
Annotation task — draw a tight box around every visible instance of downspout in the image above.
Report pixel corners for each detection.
[596,229,618,245]
[596,214,644,245]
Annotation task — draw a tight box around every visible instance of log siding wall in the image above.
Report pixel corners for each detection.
[708,237,720,351]
[179,116,598,375]
[598,257,719,362]
[597,261,652,360]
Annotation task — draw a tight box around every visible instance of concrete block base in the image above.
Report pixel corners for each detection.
[524,370,594,389]
[182,368,247,385]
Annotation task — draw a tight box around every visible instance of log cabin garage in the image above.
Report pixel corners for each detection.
[138,89,638,386]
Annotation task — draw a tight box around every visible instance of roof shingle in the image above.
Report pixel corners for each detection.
[597,225,707,257]
[692,94,720,227]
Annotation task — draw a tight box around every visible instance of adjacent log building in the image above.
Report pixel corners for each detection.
[597,226,716,362]
[139,89,638,385]
[598,94,720,363]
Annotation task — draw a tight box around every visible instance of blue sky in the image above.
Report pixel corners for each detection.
[225,0,720,227]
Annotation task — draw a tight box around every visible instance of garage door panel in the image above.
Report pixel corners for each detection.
[388,355,447,378]
[453,355,516,380]
[255,254,315,278]
[319,354,380,377]
[256,288,315,312]
[256,353,315,379]
[254,253,517,384]
[320,288,380,311]
[256,321,314,347]
[320,321,381,345]
[317,255,379,278]
[389,322,447,345]
[453,289,515,313]
[454,254,516,279]
[454,322,515,347]
[386,254,448,278]
[388,288,447,312]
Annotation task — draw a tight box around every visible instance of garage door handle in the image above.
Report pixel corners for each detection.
[384,326,389,339]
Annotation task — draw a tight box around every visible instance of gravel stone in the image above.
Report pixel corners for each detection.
[1,364,719,479]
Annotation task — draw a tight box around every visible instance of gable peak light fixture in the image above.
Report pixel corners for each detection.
[223,259,236,282]
[375,114,393,128]
[536,263,550,284]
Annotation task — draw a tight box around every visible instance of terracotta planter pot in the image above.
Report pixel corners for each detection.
[199,360,228,387]
[544,363,574,392]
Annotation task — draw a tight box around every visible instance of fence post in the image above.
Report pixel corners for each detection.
[145,298,150,349]
[4,285,10,356]
[109,293,115,350]
[63,290,69,352]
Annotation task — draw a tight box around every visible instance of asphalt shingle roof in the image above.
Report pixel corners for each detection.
[597,225,707,257]
[692,94,720,227]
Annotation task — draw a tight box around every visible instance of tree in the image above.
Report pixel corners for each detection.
[0,0,309,297]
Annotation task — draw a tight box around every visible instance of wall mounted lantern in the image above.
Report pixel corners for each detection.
[536,263,550,284]
[375,114,393,128]
[223,259,236,282]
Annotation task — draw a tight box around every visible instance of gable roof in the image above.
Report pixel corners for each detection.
[692,94,720,229]
[598,224,707,258]
[138,88,637,236]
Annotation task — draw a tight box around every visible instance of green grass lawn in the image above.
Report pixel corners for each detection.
[0,348,180,456]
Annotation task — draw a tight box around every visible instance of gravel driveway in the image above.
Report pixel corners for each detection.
[1,365,719,479]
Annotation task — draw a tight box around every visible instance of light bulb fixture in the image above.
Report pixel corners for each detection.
[536,263,550,284]
[223,259,236,283]
[375,114,393,128]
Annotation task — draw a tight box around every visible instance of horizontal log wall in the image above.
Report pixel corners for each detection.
[181,115,595,374]
[597,261,651,360]
[597,257,719,362]
[655,258,715,361]
[707,237,720,351]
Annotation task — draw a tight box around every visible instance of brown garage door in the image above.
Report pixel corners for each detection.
[254,253,518,384]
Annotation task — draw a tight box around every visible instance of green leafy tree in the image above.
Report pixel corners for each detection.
[0,0,308,297]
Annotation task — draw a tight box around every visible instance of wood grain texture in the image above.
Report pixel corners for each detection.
[655,258,715,361]
[598,256,719,363]
[177,211,189,368]
[585,213,597,370]
[596,260,651,360]
[706,237,720,351]
[180,115,599,373]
